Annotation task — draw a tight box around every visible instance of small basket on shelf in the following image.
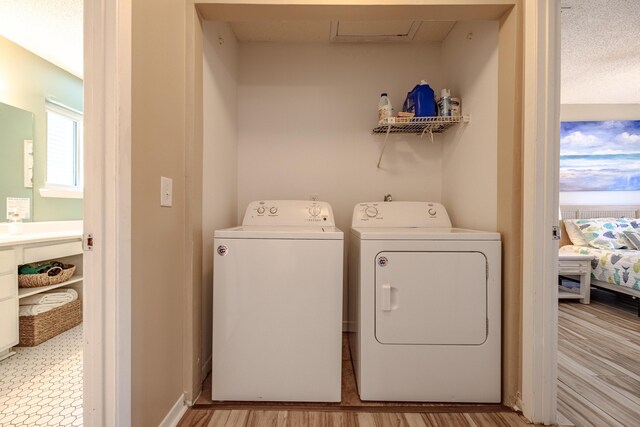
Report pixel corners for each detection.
[18,262,76,288]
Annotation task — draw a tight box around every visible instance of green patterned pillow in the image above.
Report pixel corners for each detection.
[624,230,640,250]
[573,218,631,250]
[563,220,589,246]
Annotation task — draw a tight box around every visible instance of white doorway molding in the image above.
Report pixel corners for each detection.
[520,0,560,424]
[84,0,132,425]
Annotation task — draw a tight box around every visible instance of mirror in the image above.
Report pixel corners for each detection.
[0,101,34,222]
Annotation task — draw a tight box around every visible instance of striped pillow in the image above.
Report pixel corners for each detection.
[624,230,640,250]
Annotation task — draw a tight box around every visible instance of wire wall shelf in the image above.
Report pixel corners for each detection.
[372,115,469,135]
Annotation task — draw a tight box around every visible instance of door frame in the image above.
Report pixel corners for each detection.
[84,0,132,425]
[82,0,560,424]
[520,0,561,424]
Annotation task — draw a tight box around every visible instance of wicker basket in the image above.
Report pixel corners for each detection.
[18,264,76,288]
[19,299,82,346]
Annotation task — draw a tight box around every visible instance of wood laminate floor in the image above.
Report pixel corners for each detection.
[558,295,640,427]
[180,335,527,426]
[179,296,640,426]
[178,409,531,427]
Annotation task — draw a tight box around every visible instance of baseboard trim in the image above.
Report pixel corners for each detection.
[158,393,187,427]
[191,402,512,413]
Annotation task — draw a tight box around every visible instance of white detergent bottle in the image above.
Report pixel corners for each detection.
[377,93,393,123]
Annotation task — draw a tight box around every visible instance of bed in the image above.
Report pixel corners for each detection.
[560,206,640,315]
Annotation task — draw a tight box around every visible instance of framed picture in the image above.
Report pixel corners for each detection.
[560,120,640,191]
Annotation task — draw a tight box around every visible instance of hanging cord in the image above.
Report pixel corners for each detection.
[420,126,434,143]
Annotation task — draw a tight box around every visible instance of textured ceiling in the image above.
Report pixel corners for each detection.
[0,0,83,78]
[561,0,640,104]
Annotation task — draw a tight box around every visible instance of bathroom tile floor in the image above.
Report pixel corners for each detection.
[0,325,83,426]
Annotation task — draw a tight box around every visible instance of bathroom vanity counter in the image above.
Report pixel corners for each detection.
[0,230,82,247]
[0,220,82,247]
[0,221,83,360]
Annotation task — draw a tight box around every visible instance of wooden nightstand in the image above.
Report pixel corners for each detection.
[558,252,594,304]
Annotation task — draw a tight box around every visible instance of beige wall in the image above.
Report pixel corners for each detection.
[441,21,499,230]
[132,0,187,424]
[560,104,640,206]
[236,41,444,323]
[497,2,523,408]
[201,20,239,383]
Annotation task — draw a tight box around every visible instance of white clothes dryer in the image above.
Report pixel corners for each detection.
[213,200,343,402]
[348,201,501,402]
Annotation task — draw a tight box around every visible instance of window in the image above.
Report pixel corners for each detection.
[42,102,83,198]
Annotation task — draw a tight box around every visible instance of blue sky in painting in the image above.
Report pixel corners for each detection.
[560,120,640,191]
[560,120,640,155]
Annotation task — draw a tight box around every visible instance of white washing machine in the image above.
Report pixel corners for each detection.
[348,201,501,402]
[213,200,343,402]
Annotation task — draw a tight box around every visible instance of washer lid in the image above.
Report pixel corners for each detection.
[215,225,343,240]
[351,227,500,241]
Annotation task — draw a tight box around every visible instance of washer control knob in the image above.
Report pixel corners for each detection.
[428,208,437,216]
[257,207,265,214]
[269,206,278,214]
[365,206,378,218]
[309,206,321,217]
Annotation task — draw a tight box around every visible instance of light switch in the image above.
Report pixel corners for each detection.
[160,176,173,207]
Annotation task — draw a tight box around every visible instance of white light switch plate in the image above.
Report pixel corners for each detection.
[160,176,173,207]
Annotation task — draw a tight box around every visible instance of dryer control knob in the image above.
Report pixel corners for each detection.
[365,206,378,218]
[257,207,265,214]
[428,208,437,216]
[309,206,321,217]
[269,207,278,214]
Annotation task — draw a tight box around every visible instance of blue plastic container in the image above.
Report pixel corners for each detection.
[402,81,437,117]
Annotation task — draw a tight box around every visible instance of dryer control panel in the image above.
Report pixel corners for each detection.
[351,201,452,228]
[243,200,335,226]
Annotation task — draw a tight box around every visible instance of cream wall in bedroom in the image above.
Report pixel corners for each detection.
[560,104,640,206]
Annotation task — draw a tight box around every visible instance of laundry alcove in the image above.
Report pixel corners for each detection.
[193,1,521,407]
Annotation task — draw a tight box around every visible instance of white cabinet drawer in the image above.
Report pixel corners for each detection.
[0,298,18,351]
[0,249,16,274]
[23,241,82,264]
[560,268,589,275]
[559,260,590,268]
[559,261,590,273]
[0,273,16,301]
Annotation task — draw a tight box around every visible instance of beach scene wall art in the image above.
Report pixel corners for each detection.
[560,120,640,191]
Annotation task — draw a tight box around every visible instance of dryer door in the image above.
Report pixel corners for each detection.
[375,251,487,345]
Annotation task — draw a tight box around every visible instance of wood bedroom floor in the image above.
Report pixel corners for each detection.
[558,295,640,427]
